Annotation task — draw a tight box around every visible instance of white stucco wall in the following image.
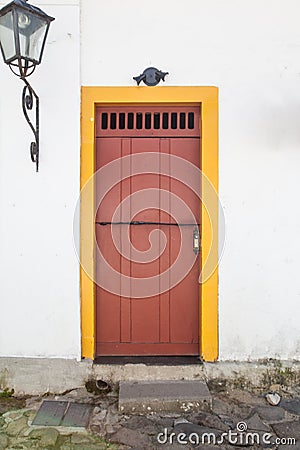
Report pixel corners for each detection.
[0,0,299,361]
[81,0,300,361]
[0,0,81,358]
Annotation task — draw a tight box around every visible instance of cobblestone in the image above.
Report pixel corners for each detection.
[280,399,300,416]
[0,434,8,450]
[29,427,59,447]
[0,384,299,449]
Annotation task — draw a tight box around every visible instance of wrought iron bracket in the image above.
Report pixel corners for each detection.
[21,77,39,172]
[133,67,169,86]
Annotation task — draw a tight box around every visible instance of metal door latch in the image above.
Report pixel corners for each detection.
[193,226,200,254]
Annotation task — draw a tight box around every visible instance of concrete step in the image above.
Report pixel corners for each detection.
[119,380,212,414]
[94,361,206,383]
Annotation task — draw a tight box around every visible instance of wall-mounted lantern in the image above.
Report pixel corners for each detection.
[0,0,55,171]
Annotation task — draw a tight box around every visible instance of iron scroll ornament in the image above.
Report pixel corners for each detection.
[133,67,169,86]
[21,77,39,172]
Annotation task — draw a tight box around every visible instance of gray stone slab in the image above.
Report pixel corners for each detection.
[119,380,212,414]
[255,405,286,423]
[277,443,300,450]
[174,421,222,437]
[246,412,270,431]
[188,411,229,431]
[32,400,68,426]
[280,399,300,416]
[110,427,151,448]
[272,421,300,440]
[122,415,164,435]
[61,403,93,427]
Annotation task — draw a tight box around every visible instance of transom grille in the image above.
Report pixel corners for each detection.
[96,106,200,137]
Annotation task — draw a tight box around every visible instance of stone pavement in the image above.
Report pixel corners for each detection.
[0,381,299,449]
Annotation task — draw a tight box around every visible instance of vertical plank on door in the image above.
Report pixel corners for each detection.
[130,138,160,343]
[169,138,200,344]
[120,139,131,342]
[95,138,122,344]
[159,138,171,343]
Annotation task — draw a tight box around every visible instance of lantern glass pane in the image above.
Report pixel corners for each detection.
[17,10,48,62]
[0,11,16,62]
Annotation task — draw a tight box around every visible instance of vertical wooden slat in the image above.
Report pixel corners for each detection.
[120,138,132,342]
[159,138,171,343]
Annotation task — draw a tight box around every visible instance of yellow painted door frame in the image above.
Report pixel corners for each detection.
[80,86,219,361]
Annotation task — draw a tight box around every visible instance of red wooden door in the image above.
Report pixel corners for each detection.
[95,106,201,355]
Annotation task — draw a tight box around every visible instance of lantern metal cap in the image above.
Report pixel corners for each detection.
[0,0,55,22]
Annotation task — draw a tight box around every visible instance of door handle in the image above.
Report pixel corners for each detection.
[193,226,200,255]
